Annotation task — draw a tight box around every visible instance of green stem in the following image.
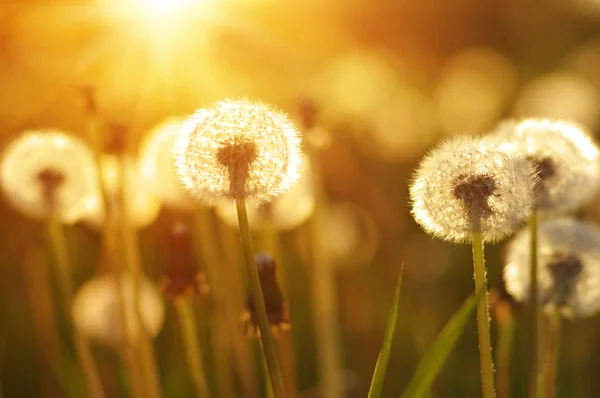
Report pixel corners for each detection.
[471,230,496,398]
[544,310,561,398]
[46,218,105,398]
[496,318,516,398]
[528,211,539,398]
[174,297,211,397]
[235,198,287,398]
[116,155,162,398]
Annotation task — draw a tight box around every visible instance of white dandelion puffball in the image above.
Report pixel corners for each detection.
[504,219,600,318]
[72,273,165,346]
[0,130,97,223]
[495,118,600,214]
[175,99,302,205]
[410,136,536,243]
[216,154,314,230]
[139,118,196,210]
[83,155,160,230]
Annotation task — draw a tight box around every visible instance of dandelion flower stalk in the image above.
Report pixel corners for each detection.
[528,210,539,398]
[40,170,105,398]
[237,197,287,398]
[543,309,561,398]
[174,296,210,397]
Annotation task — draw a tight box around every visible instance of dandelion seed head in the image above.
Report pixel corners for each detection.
[0,130,97,223]
[410,136,536,243]
[139,118,196,209]
[72,273,165,346]
[494,118,600,214]
[504,219,600,318]
[175,99,302,205]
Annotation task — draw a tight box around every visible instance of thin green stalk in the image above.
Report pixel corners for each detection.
[276,331,298,398]
[528,211,539,398]
[46,218,105,398]
[471,230,496,398]
[116,156,162,398]
[82,88,145,398]
[235,198,287,398]
[194,208,256,398]
[496,318,516,398]
[174,297,210,397]
[544,310,561,398]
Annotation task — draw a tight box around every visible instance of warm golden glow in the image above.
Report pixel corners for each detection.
[0,130,97,224]
[175,99,302,205]
[83,155,161,230]
[72,273,165,346]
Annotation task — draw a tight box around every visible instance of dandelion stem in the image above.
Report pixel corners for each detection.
[544,310,561,398]
[496,316,516,398]
[528,210,539,398]
[236,198,287,398]
[46,217,105,398]
[174,296,211,397]
[472,229,496,398]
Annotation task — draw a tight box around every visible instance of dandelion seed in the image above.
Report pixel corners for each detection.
[175,99,302,205]
[72,273,165,346]
[504,218,600,318]
[139,118,197,210]
[410,136,536,243]
[494,118,600,214]
[0,130,97,223]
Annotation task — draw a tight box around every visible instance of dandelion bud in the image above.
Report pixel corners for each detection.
[72,273,165,346]
[410,136,537,243]
[175,99,302,205]
[243,253,289,334]
[504,218,600,318]
[83,155,160,230]
[160,221,208,299]
[0,130,97,223]
[216,154,315,230]
[139,118,196,210]
[494,118,600,214]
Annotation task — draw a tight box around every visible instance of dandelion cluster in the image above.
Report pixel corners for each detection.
[494,118,600,214]
[0,130,97,223]
[410,136,537,243]
[504,219,600,318]
[175,99,302,205]
[72,273,165,346]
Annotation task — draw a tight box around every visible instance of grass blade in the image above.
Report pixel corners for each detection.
[401,294,480,398]
[367,265,404,398]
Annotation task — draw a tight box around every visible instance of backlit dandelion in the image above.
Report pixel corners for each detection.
[494,118,600,214]
[175,99,302,205]
[410,136,537,243]
[72,273,165,346]
[504,219,600,318]
[0,130,97,223]
[139,118,196,210]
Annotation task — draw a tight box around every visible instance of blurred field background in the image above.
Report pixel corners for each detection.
[2,0,600,397]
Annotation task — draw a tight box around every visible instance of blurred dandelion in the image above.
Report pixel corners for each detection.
[410,136,536,243]
[0,130,97,223]
[72,273,165,347]
[494,118,600,214]
[514,72,600,131]
[83,155,161,230]
[216,154,314,231]
[504,218,600,318]
[139,118,197,210]
[175,99,301,206]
